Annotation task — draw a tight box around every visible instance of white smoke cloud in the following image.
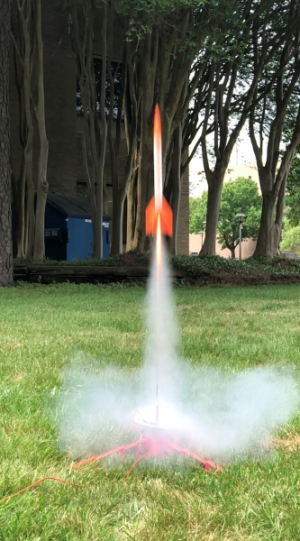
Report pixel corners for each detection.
[58,238,299,465]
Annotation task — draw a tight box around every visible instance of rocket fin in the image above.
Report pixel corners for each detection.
[145,196,156,236]
[145,196,173,237]
[161,196,173,237]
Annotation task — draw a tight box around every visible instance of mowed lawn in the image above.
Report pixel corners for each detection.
[1,282,300,541]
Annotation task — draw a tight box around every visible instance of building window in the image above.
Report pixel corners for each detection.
[76,59,122,118]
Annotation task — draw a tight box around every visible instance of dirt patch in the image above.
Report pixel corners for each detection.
[270,435,300,452]
[11,373,25,383]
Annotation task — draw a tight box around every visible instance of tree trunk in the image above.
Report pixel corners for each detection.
[12,0,37,259]
[126,175,136,251]
[0,0,14,286]
[169,125,182,255]
[110,188,125,255]
[253,191,277,258]
[33,0,49,262]
[200,175,223,256]
[275,174,287,253]
[134,128,152,251]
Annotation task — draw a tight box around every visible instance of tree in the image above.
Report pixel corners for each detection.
[197,0,295,256]
[11,0,49,262]
[249,0,300,258]
[280,222,300,255]
[0,0,13,285]
[67,0,109,259]
[189,192,208,234]
[217,177,261,258]
[120,0,234,254]
[189,177,261,258]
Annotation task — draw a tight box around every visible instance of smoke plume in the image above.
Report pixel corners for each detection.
[58,239,299,464]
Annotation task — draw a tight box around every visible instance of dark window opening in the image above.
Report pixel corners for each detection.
[76,59,122,119]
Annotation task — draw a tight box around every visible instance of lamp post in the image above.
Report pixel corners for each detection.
[236,213,245,260]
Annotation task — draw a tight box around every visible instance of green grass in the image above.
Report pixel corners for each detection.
[1,283,300,540]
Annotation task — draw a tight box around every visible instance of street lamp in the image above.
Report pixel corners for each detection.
[236,213,246,260]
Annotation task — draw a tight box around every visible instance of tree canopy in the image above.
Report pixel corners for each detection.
[189,192,207,234]
[286,144,300,226]
[190,177,261,258]
[217,177,261,258]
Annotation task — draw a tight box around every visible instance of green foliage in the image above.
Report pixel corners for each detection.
[218,178,261,256]
[189,178,261,256]
[286,145,300,226]
[171,254,300,284]
[14,252,300,287]
[189,192,208,234]
[281,224,300,255]
[118,0,201,40]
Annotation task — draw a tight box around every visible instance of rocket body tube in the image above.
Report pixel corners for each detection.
[145,105,173,237]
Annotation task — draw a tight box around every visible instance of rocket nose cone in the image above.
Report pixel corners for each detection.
[154,104,162,137]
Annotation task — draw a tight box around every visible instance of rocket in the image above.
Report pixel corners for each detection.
[145,105,173,237]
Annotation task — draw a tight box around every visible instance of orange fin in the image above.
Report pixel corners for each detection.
[145,196,173,237]
[161,196,173,237]
[145,196,156,236]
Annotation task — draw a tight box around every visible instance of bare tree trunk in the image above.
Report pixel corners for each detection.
[170,125,182,255]
[68,0,110,259]
[134,125,153,251]
[110,189,125,255]
[0,0,14,285]
[33,0,49,262]
[126,172,137,251]
[275,174,287,253]
[93,2,108,259]
[125,30,157,252]
[254,192,278,257]
[255,176,287,258]
[12,0,37,259]
[200,173,224,256]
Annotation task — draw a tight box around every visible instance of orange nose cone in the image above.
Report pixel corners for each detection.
[154,104,162,138]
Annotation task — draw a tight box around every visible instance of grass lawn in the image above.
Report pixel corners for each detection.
[1,282,300,540]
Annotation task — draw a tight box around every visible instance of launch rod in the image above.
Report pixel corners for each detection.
[153,104,163,212]
[154,105,163,425]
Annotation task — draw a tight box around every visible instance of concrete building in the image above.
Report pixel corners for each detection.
[189,234,256,259]
[9,2,189,255]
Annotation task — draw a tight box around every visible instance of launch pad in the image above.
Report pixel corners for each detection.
[72,405,223,476]
[72,105,223,478]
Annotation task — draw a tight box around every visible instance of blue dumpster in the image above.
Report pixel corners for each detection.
[44,193,110,260]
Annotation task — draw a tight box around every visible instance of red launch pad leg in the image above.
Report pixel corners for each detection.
[72,434,223,476]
